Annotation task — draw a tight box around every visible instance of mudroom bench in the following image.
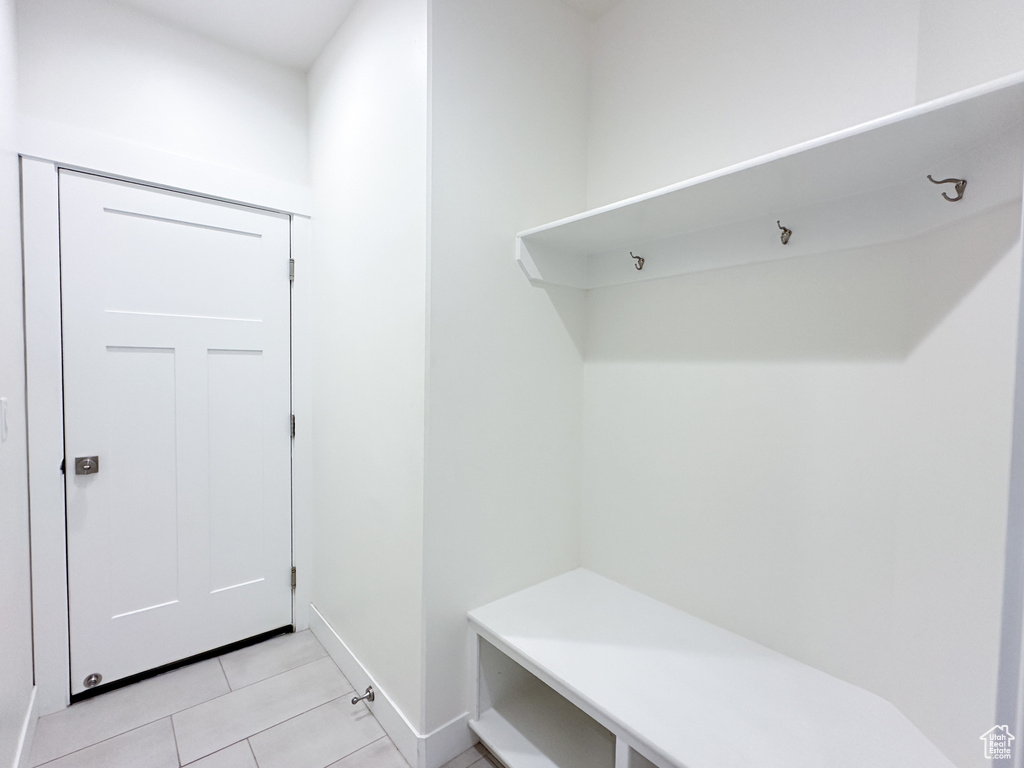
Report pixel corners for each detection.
[468,569,952,768]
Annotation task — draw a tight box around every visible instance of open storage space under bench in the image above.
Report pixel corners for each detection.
[468,569,953,768]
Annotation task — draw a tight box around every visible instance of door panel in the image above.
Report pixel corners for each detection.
[208,348,267,593]
[104,345,179,619]
[60,170,292,695]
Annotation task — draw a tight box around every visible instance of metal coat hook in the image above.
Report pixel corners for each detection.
[777,221,792,245]
[631,251,644,271]
[927,174,967,202]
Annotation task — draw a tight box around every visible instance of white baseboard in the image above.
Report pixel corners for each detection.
[308,604,476,768]
[308,604,418,765]
[419,711,475,768]
[12,686,38,768]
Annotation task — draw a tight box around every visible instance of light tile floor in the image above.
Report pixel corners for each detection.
[30,631,499,768]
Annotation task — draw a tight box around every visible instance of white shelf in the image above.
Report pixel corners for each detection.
[469,569,956,768]
[471,636,616,768]
[471,686,615,768]
[471,707,561,768]
[516,73,1024,289]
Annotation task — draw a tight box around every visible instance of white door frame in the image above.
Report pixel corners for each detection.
[21,156,313,716]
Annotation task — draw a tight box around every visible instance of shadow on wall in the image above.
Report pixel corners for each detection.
[580,201,1021,363]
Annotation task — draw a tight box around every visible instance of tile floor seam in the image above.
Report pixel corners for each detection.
[241,695,385,768]
[237,693,359,750]
[33,658,234,763]
[218,657,232,692]
[172,660,354,765]
[33,636,475,768]
[34,646,324,767]
[177,690,362,766]
[170,714,183,767]
[216,632,327,686]
[30,717,172,768]
[350,734,389,763]
[170,657,354,745]
[178,738,250,767]
[308,726,386,768]
[214,653,351,698]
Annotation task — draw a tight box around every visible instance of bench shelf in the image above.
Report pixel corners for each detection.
[468,569,954,768]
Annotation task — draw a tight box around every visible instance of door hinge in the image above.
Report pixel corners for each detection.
[289,259,295,283]
[291,567,297,589]
[290,413,296,438]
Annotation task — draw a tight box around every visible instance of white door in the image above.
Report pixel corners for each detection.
[60,170,293,695]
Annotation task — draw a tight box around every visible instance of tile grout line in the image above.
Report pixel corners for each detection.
[318,735,390,768]
[330,734,390,768]
[246,738,259,768]
[218,631,327,687]
[232,693,360,750]
[170,715,183,767]
[30,718,172,768]
[211,647,333,697]
[178,739,251,767]
[38,640,328,766]
[218,657,233,692]
[36,637,344,768]
[35,658,231,763]
[175,651,346,742]
[182,692,364,765]
[310,728,389,768]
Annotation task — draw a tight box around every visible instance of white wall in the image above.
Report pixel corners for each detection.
[0,0,35,764]
[582,206,1019,767]
[423,0,589,734]
[916,0,1024,102]
[577,2,1024,767]
[585,0,920,207]
[308,0,429,731]
[16,0,308,188]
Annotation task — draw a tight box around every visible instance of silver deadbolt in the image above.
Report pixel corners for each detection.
[83,673,102,688]
[75,456,99,475]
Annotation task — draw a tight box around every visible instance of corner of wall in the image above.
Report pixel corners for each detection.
[422,0,589,736]
[307,0,430,734]
[1,0,39,762]
[309,605,474,768]
[11,689,38,768]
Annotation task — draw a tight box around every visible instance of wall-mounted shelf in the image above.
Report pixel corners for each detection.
[469,569,954,768]
[516,74,1024,289]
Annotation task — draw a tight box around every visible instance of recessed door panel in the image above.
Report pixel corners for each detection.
[208,349,266,593]
[104,345,179,619]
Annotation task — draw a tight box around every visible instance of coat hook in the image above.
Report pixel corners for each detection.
[630,251,644,271]
[927,175,967,202]
[777,221,792,245]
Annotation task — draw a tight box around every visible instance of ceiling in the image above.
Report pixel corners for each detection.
[114,0,360,71]
[113,0,622,72]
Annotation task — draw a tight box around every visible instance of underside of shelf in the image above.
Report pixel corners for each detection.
[517,72,1024,289]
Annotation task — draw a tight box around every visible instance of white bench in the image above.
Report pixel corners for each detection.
[468,568,953,768]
